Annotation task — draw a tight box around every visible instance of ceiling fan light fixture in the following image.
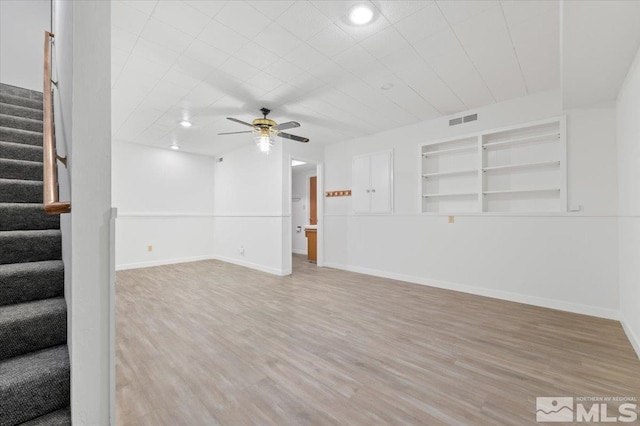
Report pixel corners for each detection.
[349,4,374,25]
[255,131,275,154]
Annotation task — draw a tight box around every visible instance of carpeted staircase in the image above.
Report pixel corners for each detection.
[0,84,70,425]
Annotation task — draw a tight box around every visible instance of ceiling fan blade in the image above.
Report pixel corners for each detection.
[278,132,309,143]
[218,131,253,135]
[227,117,254,127]
[273,121,300,131]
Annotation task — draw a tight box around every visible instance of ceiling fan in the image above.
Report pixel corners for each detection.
[218,108,310,153]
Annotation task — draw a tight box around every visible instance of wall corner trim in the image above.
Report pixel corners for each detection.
[621,318,640,360]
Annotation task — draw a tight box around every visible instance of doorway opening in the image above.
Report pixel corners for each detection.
[290,158,322,272]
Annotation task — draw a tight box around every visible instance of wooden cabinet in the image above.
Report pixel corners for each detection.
[352,150,393,213]
[305,229,317,262]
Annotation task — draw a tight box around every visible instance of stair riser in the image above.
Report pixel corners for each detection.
[0,232,61,264]
[0,205,60,231]
[0,180,42,203]
[0,141,43,162]
[0,103,43,121]
[0,346,70,425]
[0,303,66,360]
[0,114,43,133]
[0,93,43,111]
[0,262,64,306]
[0,160,42,181]
[0,127,42,146]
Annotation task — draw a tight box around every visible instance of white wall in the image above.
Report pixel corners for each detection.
[113,142,215,269]
[617,46,640,357]
[292,166,317,255]
[51,0,113,423]
[0,0,50,91]
[211,141,286,274]
[323,90,620,319]
[210,138,324,275]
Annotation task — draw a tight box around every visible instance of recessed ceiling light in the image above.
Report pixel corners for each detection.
[179,120,192,128]
[349,4,374,25]
[292,160,307,167]
[380,82,395,91]
[169,143,180,150]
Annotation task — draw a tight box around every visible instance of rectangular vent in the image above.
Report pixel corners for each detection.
[463,113,477,123]
[449,114,478,126]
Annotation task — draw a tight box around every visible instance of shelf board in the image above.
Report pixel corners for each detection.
[422,168,477,178]
[423,192,477,198]
[483,160,560,172]
[483,132,560,149]
[422,146,476,156]
[483,188,561,195]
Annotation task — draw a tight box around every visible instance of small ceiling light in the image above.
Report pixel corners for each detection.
[291,160,307,167]
[380,82,394,91]
[255,130,274,154]
[349,4,374,25]
[169,142,180,150]
[179,120,192,128]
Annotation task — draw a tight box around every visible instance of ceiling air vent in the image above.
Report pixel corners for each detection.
[449,113,478,126]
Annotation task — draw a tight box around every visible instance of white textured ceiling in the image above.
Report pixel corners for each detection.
[111,0,560,156]
[562,0,640,109]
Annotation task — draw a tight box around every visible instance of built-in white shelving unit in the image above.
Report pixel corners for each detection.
[420,117,566,213]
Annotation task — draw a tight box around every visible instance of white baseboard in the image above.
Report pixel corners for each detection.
[116,255,214,271]
[292,249,307,255]
[210,255,289,276]
[323,262,620,321]
[621,318,640,360]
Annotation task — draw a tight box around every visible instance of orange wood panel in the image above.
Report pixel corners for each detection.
[310,176,317,225]
[305,229,317,262]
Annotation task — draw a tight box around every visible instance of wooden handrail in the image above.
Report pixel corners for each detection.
[43,31,70,214]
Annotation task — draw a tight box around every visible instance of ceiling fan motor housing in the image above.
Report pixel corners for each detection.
[252,117,277,129]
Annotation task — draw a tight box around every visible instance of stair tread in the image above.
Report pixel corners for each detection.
[0,102,43,113]
[0,157,43,166]
[21,407,71,426]
[0,177,42,185]
[0,126,43,136]
[0,344,69,381]
[0,345,70,425]
[0,93,43,111]
[0,229,60,237]
[0,261,64,307]
[0,202,45,208]
[0,113,43,124]
[0,259,63,274]
[0,297,66,324]
[0,140,43,150]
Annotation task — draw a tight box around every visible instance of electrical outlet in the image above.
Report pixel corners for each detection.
[147,245,153,252]
[448,216,455,224]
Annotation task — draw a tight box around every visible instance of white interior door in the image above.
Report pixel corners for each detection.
[352,155,371,213]
[370,151,392,213]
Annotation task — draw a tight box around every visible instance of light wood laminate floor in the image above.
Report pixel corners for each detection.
[116,255,640,425]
